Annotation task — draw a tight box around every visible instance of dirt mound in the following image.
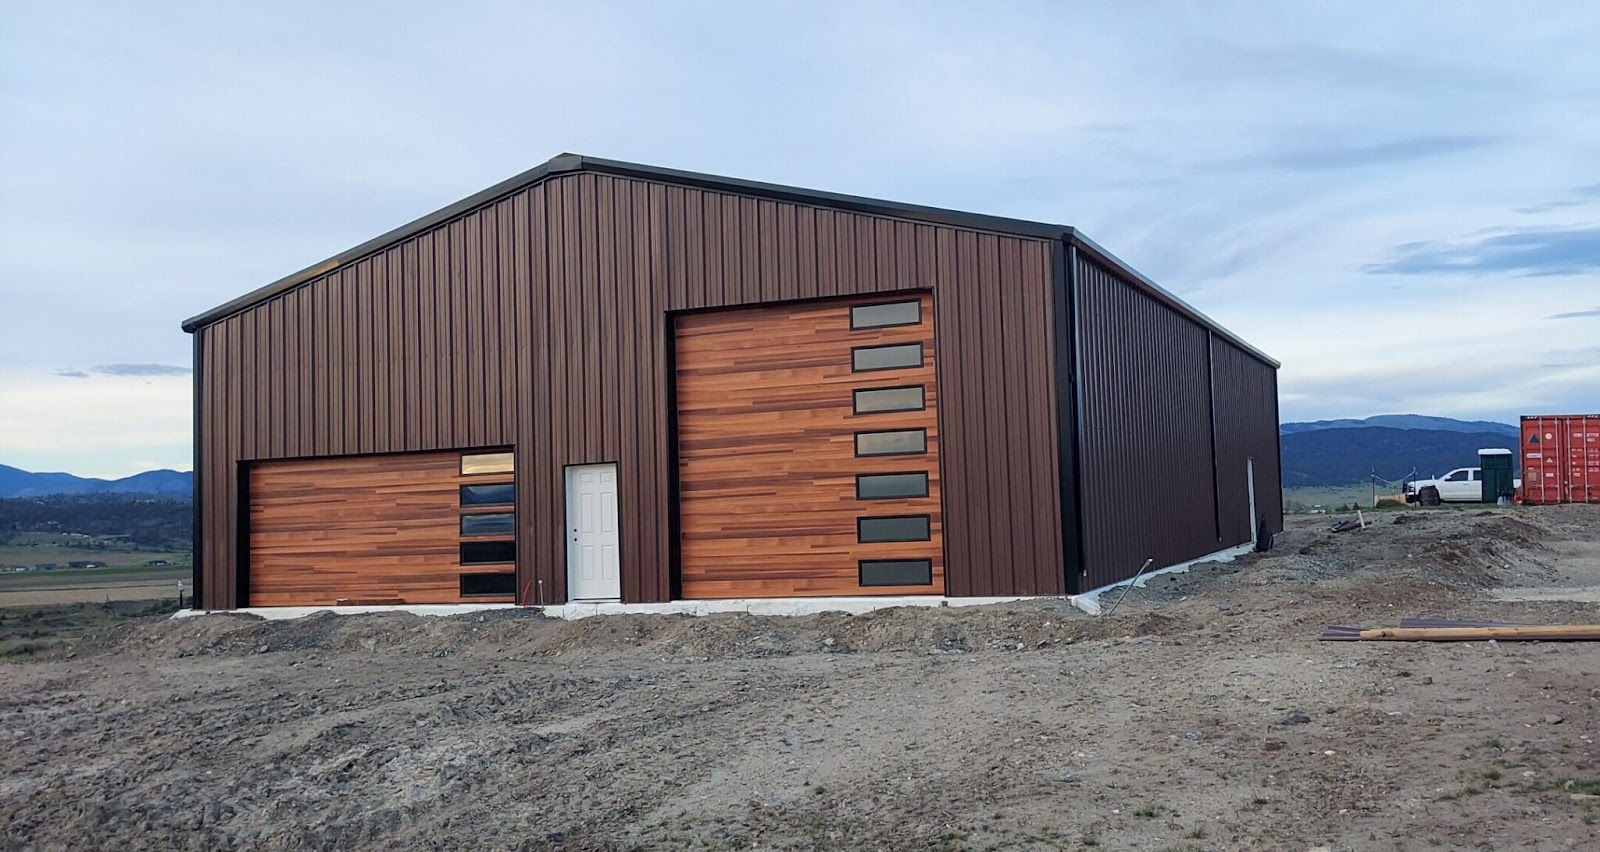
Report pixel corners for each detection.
[73,507,1567,665]
[100,601,1105,663]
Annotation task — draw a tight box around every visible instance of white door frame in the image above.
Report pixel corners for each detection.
[565,463,621,602]
[1247,457,1258,546]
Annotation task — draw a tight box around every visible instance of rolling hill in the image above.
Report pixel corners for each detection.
[0,465,193,499]
[1280,414,1518,437]
[1279,426,1519,487]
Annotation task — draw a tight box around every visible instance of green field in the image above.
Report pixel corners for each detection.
[0,564,190,582]
[0,531,188,572]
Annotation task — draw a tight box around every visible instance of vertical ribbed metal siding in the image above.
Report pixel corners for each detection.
[195,173,1063,608]
[1073,254,1220,590]
[1211,337,1284,540]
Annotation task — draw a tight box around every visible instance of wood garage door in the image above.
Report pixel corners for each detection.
[676,292,943,598]
[248,450,517,606]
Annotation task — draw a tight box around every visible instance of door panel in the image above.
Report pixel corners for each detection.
[567,464,621,600]
[675,293,943,599]
[248,450,515,606]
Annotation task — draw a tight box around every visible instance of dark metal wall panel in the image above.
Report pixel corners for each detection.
[196,325,218,603]
[195,173,1063,608]
[1211,337,1284,541]
[1074,254,1221,591]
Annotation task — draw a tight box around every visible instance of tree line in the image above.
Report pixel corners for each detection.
[0,495,192,551]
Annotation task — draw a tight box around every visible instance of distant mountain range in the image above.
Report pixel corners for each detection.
[1280,414,1518,437]
[1279,415,1521,487]
[0,413,1520,498]
[0,464,193,499]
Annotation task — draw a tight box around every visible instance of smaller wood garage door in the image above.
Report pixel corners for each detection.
[676,292,943,599]
[248,450,517,606]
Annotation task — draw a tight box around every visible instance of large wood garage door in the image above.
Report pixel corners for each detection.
[248,450,517,606]
[676,292,942,598]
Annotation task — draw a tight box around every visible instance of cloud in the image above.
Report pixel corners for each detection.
[1538,345,1600,367]
[1,368,192,478]
[1365,226,1600,276]
[1200,135,1498,174]
[1517,183,1600,214]
[1547,307,1600,320]
[1281,350,1600,426]
[55,364,191,378]
[1516,200,1585,214]
[89,363,191,377]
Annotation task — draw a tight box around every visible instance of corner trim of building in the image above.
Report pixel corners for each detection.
[1057,240,1088,594]
[1271,372,1285,532]
[191,331,203,608]
[1062,243,1088,595]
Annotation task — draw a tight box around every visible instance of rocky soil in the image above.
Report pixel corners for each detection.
[4,505,1600,851]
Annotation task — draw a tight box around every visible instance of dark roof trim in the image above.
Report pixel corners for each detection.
[181,153,1279,369]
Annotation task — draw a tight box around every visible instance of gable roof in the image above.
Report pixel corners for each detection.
[181,153,1277,368]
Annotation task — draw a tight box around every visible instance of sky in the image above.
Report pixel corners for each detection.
[2,1,1598,478]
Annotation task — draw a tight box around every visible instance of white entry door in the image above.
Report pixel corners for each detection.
[566,463,621,601]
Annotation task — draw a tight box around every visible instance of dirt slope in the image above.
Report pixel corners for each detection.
[3,506,1599,851]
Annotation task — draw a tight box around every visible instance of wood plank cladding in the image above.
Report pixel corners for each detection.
[676,294,942,599]
[195,169,1064,608]
[247,451,515,606]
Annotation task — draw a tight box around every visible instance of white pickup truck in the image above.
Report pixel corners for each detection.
[1404,467,1522,503]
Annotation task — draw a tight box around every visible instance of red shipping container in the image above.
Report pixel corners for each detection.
[1521,414,1600,504]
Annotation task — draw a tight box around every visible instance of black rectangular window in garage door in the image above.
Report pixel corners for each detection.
[853,386,924,414]
[460,512,515,536]
[460,452,515,475]
[857,515,931,542]
[460,540,516,565]
[850,300,921,329]
[859,559,933,586]
[852,343,923,372]
[855,429,926,457]
[856,472,929,499]
[460,482,515,506]
[460,572,517,596]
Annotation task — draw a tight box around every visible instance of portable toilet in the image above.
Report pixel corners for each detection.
[1479,448,1515,503]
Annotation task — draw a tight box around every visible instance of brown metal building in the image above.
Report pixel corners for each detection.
[183,154,1281,610]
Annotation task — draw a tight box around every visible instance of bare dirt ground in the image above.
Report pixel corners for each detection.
[3,505,1599,851]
